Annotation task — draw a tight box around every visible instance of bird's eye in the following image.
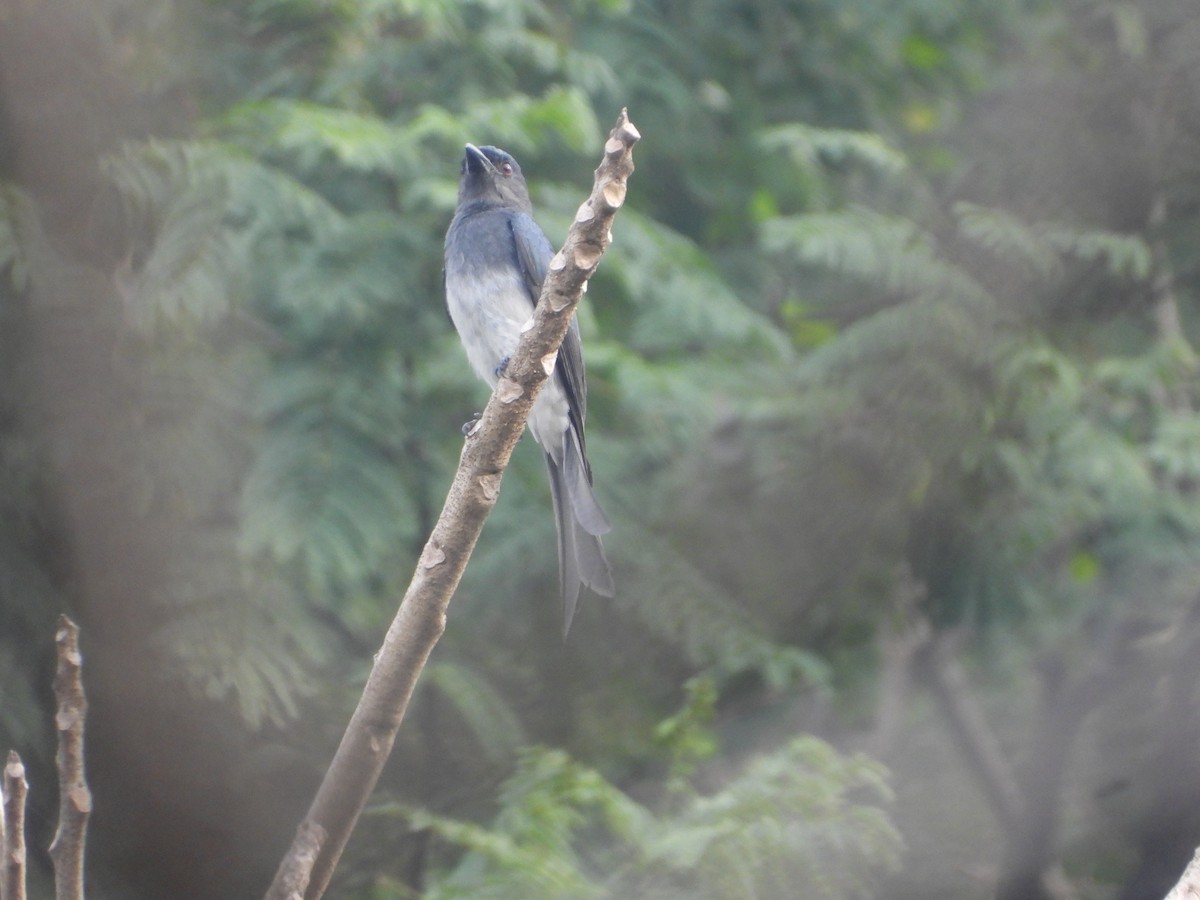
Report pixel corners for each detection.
[500,162,514,175]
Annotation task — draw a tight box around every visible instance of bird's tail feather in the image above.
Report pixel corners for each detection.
[547,452,614,636]
[562,430,611,536]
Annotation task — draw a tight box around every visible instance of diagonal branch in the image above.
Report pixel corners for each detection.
[265,109,640,900]
[47,615,91,900]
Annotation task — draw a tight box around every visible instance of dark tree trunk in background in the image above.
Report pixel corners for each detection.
[0,7,316,897]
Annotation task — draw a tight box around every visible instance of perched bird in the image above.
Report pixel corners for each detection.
[444,143,615,633]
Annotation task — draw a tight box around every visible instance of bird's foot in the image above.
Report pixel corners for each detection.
[462,412,483,436]
[493,356,510,378]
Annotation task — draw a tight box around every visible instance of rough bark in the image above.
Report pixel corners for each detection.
[2,751,28,900]
[264,109,640,900]
[268,821,325,900]
[47,616,91,900]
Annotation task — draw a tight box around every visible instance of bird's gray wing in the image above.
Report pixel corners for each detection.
[509,212,589,451]
[508,210,554,298]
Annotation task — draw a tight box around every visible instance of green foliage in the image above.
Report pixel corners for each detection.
[760,124,907,211]
[381,730,899,899]
[598,209,792,359]
[653,676,718,789]
[955,201,1064,277]
[644,739,899,900]
[239,361,420,598]
[411,86,604,156]
[7,0,1200,895]
[761,124,907,177]
[101,139,345,334]
[956,201,1153,280]
[758,182,1190,637]
[763,208,992,307]
[421,662,529,766]
[2,135,356,728]
[974,336,1200,624]
[224,100,420,174]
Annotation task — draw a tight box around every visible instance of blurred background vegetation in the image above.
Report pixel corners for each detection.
[3,0,1200,897]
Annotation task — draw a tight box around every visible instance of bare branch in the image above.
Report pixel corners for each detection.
[269,822,326,900]
[3,751,28,900]
[264,109,640,900]
[47,616,91,900]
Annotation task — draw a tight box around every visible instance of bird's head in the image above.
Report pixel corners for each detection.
[457,144,532,212]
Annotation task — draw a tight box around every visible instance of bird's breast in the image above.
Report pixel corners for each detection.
[444,264,531,388]
[444,209,570,450]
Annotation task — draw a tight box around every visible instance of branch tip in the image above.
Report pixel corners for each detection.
[3,749,28,900]
[49,614,90,900]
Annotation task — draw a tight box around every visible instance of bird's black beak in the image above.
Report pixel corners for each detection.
[464,143,493,175]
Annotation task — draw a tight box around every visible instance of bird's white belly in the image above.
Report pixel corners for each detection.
[445,266,527,386]
[445,267,569,450]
